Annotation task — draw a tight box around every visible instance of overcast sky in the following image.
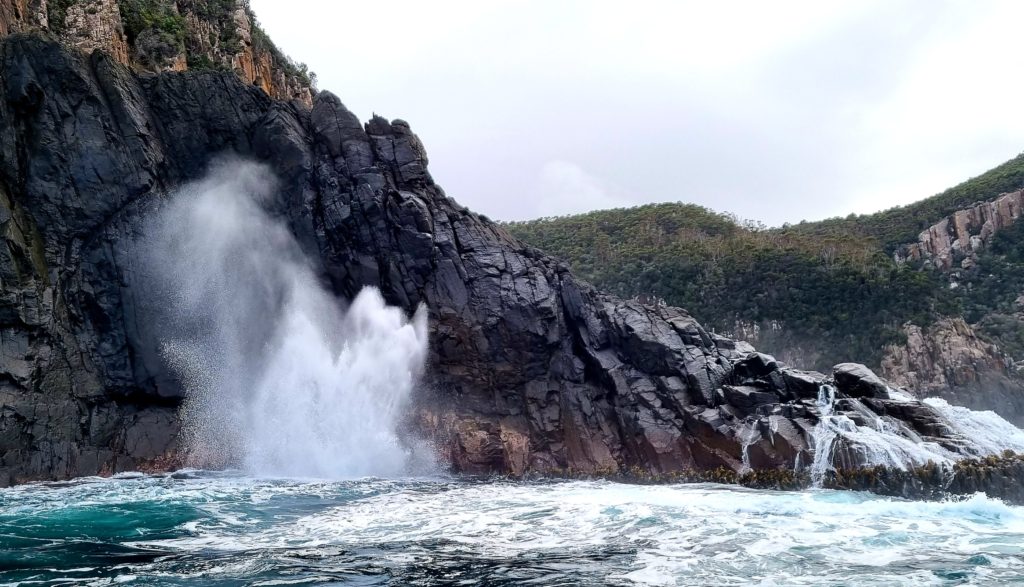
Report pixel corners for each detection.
[249,0,1024,225]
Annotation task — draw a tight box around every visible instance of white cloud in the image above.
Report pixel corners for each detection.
[845,1,1024,216]
[533,161,633,219]
[249,0,1024,226]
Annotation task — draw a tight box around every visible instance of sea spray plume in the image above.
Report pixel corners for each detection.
[244,289,430,476]
[143,158,432,477]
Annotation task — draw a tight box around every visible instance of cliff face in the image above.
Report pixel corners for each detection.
[0,0,313,105]
[0,0,47,36]
[507,167,1024,426]
[894,189,1024,273]
[879,190,1024,421]
[60,0,130,64]
[0,35,1022,497]
[881,318,1024,424]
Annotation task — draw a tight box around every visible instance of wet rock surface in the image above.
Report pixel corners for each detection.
[833,363,890,399]
[0,36,1021,502]
[825,453,1024,505]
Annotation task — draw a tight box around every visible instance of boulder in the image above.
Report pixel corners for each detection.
[833,363,890,399]
[718,385,779,411]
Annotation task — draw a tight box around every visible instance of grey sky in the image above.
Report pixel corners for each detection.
[249,0,1024,225]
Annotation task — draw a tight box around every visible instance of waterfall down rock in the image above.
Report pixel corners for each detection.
[806,381,1024,488]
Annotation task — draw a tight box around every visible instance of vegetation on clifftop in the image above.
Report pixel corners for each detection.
[780,153,1024,252]
[964,220,1024,360]
[506,154,1024,371]
[117,0,186,45]
[47,0,314,90]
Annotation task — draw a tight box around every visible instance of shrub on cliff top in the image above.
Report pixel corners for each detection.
[117,0,186,47]
[46,0,78,33]
[242,1,315,88]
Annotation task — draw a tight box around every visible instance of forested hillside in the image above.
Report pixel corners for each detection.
[782,153,1024,251]
[506,153,1024,373]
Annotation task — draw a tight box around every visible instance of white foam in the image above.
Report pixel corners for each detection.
[11,475,1024,584]
[144,160,432,478]
[923,397,1024,457]
[808,386,1024,486]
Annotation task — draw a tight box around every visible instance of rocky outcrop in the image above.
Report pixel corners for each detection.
[184,4,311,105]
[881,318,1011,391]
[833,363,889,399]
[887,190,1024,423]
[881,318,1024,424]
[60,0,130,64]
[0,0,313,104]
[0,0,47,35]
[894,189,1024,272]
[0,35,1021,501]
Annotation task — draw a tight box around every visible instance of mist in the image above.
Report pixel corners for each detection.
[140,159,433,478]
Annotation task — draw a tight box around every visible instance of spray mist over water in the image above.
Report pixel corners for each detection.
[145,160,431,478]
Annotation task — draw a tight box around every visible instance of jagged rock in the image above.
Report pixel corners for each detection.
[0,0,313,106]
[881,318,1024,424]
[859,398,953,439]
[0,34,1019,501]
[773,368,826,400]
[733,352,778,379]
[62,0,130,64]
[882,318,1011,391]
[883,189,1024,425]
[709,333,755,361]
[717,385,778,411]
[0,0,46,36]
[833,363,889,399]
[894,190,1024,271]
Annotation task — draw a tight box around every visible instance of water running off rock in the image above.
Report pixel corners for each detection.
[809,383,1024,486]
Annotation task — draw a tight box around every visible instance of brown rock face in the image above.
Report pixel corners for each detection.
[895,190,1024,271]
[881,318,1009,392]
[881,318,1024,424]
[62,0,130,64]
[0,0,313,106]
[885,190,1024,424]
[181,3,312,106]
[0,0,47,36]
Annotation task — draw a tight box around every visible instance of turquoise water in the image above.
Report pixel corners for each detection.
[1,472,1022,586]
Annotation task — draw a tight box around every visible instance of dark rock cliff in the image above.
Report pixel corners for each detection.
[0,35,1022,501]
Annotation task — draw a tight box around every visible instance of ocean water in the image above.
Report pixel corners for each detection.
[1,472,1022,586]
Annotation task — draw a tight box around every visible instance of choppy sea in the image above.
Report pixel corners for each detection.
[1,471,1021,586]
